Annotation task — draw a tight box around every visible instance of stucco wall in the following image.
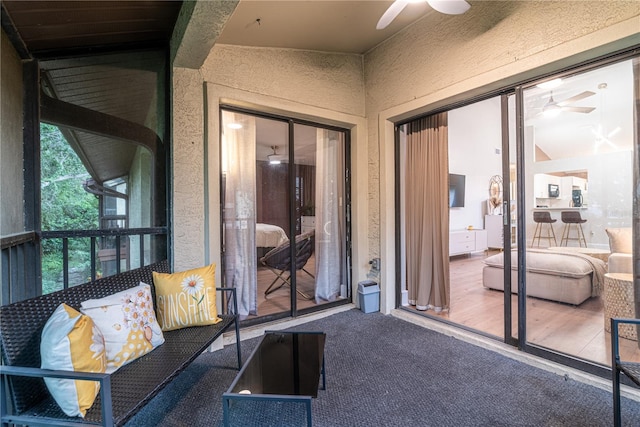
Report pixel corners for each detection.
[365,1,640,115]
[172,43,370,291]
[365,1,640,312]
[1,30,24,236]
[201,45,364,116]
[172,67,206,270]
[171,1,639,313]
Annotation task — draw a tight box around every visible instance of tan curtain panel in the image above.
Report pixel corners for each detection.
[405,113,450,311]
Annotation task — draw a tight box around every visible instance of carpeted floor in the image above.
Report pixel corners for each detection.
[124,309,640,426]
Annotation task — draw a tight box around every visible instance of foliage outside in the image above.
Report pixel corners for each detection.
[41,123,98,294]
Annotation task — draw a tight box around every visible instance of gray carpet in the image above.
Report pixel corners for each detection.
[124,309,640,426]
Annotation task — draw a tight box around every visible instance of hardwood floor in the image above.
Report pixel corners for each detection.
[407,251,640,367]
[246,254,342,319]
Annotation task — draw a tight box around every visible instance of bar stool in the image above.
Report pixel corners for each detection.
[531,211,557,247]
[560,211,587,247]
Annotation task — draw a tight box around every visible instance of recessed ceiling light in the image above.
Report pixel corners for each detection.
[537,78,563,90]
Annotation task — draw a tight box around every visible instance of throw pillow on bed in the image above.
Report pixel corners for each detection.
[40,303,106,418]
[81,283,165,373]
[152,264,221,331]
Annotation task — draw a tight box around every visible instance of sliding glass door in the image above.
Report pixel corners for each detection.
[398,96,519,343]
[397,52,639,371]
[521,57,638,366]
[221,108,350,322]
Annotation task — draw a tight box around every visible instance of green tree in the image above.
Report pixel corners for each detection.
[40,123,99,293]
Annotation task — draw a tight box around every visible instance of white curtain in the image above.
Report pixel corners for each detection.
[221,111,257,318]
[314,129,344,302]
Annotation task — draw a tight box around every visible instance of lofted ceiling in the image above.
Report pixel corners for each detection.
[2,0,437,177]
[216,0,434,54]
[2,1,632,176]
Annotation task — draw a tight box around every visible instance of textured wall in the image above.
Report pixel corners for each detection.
[172,67,206,270]
[170,1,639,312]
[201,44,364,116]
[365,1,640,288]
[1,30,24,236]
[172,44,369,285]
[171,1,238,69]
[365,1,640,115]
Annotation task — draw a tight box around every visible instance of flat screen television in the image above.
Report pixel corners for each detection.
[449,173,466,208]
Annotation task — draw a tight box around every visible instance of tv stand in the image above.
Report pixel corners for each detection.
[450,229,488,256]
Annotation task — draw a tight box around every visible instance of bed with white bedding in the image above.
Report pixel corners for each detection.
[256,223,288,248]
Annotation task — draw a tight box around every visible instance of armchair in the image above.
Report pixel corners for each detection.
[260,230,315,300]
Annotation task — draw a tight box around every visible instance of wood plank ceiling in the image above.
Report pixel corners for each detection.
[3,1,182,56]
[2,1,182,183]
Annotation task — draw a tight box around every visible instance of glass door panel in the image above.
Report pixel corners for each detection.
[222,110,350,321]
[521,58,638,365]
[399,95,517,342]
[293,124,348,309]
[447,97,505,337]
[255,117,291,315]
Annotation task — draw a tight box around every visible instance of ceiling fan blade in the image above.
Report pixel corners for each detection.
[376,0,409,30]
[427,0,471,15]
[557,90,596,106]
[562,106,595,114]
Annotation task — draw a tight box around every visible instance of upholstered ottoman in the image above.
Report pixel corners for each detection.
[482,249,606,305]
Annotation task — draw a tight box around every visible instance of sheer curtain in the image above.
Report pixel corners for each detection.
[405,113,450,311]
[221,110,257,318]
[314,128,344,302]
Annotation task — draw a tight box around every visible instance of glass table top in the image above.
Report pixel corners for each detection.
[228,331,326,397]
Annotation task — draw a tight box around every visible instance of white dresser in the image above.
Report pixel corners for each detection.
[484,214,504,249]
[301,216,316,234]
[449,229,488,256]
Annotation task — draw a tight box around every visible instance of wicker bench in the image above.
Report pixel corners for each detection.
[0,260,242,427]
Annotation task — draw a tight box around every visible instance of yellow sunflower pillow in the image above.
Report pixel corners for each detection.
[152,264,221,331]
[40,303,106,418]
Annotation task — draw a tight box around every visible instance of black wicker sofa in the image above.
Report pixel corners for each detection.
[0,260,242,427]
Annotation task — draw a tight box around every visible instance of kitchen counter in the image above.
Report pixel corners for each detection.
[533,207,587,211]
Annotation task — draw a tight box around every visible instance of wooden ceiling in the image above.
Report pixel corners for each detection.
[2,1,182,57]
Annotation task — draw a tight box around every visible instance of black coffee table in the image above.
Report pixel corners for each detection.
[222,331,326,427]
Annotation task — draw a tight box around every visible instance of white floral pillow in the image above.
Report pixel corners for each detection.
[80,283,164,373]
[41,303,106,417]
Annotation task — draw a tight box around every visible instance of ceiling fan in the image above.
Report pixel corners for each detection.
[591,82,619,152]
[540,90,596,118]
[376,0,470,30]
[268,145,283,165]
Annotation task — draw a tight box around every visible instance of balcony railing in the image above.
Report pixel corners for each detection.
[1,231,39,304]
[2,227,167,304]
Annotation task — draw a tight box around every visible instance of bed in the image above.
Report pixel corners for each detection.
[482,249,607,305]
[256,223,288,248]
